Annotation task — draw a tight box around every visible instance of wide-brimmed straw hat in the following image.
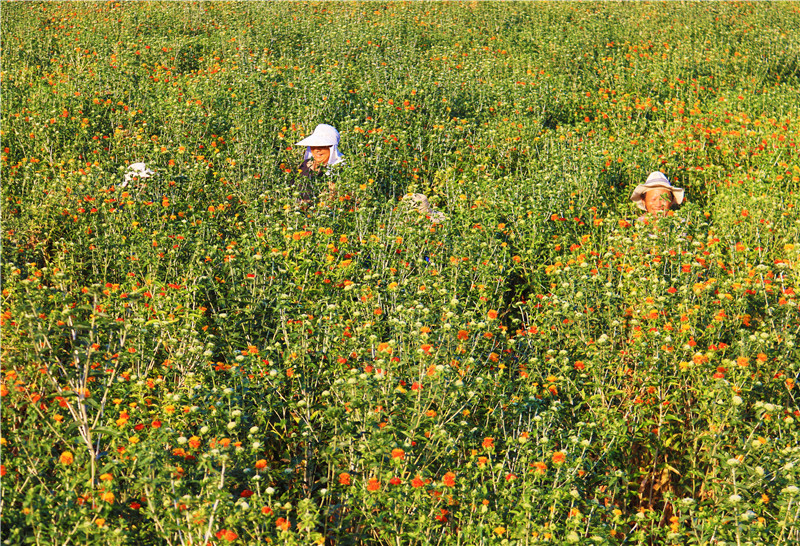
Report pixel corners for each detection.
[295,124,340,147]
[630,172,684,211]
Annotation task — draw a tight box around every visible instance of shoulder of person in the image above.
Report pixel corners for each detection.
[298,158,315,175]
[325,159,345,175]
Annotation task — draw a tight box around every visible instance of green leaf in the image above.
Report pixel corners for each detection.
[92,426,122,438]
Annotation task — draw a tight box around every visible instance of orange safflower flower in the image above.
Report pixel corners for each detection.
[339,472,351,485]
[216,529,238,541]
[275,517,290,531]
[693,354,709,365]
[552,451,566,464]
[442,472,456,487]
[737,356,749,367]
[255,459,267,470]
[367,478,381,491]
[487,310,498,320]
[411,475,425,488]
[532,461,547,474]
[482,437,495,449]
[391,448,405,460]
[188,436,201,449]
[457,330,469,340]
[59,451,74,465]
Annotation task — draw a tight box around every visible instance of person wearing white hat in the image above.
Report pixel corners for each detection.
[630,171,685,221]
[293,124,345,203]
[121,162,154,188]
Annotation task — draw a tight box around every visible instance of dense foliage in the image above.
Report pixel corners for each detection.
[2,2,800,544]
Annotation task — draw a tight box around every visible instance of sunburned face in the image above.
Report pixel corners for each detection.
[643,188,673,216]
[309,146,331,168]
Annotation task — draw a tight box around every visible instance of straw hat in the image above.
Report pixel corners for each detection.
[630,172,684,211]
[121,162,154,187]
[295,124,340,147]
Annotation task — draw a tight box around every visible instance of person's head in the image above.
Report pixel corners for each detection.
[308,146,331,166]
[643,187,673,215]
[631,172,684,216]
[295,124,343,168]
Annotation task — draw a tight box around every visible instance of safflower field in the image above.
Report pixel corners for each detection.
[2,2,800,544]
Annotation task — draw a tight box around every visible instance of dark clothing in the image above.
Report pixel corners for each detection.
[293,158,341,203]
[293,157,328,203]
[291,158,320,202]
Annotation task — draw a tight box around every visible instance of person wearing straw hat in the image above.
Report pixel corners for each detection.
[630,171,685,222]
[293,124,345,203]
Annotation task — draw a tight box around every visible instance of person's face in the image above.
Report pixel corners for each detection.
[309,146,331,166]
[643,188,673,216]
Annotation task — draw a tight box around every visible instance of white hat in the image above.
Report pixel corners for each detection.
[295,124,340,147]
[296,124,344,168]
[122,162,154,188]
[630,172,684,211]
